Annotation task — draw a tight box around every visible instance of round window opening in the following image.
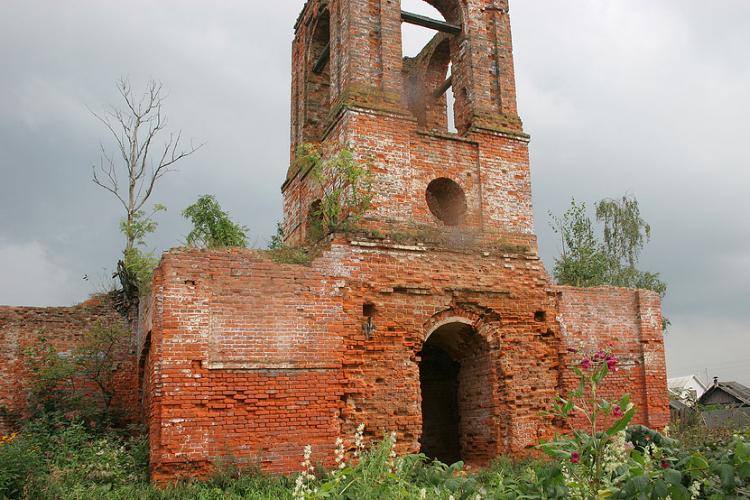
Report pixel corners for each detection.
[425,178,467,226]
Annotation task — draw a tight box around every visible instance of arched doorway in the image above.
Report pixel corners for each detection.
[418,320,493,464]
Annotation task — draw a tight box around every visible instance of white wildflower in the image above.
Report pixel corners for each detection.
[334,436,346,471]
[603,431,628,476]
[387,431,397,473]
[418,488,427,500]
[354,423,365,457]
[293,443,317,499]
[293,474,306,500]
[689,481,701,499]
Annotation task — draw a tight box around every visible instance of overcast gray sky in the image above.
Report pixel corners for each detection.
[1,1,748,385]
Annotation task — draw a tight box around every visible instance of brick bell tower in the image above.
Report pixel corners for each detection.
[279,0,564,464]
[140,0,668,480]
[283,0,535,248]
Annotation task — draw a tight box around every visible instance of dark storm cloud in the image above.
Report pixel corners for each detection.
[510,0,750,383]
[1,1,747,382]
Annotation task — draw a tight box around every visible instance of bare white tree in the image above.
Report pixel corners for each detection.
[92,78,203,252]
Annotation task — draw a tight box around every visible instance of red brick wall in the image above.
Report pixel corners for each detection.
[143,238,562,477]
[283,112,535,247]
[143,248,350,481]
[0,296,138,433]
[143,241,669,480]
[555,286,670,430]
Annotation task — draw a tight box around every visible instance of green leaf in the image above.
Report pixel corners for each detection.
[663,468,682,486]
[685,453,710,472]
[606,407,636,436]
[668,484,691,500]
[444,478,460,491]
[653,479,669,498]
[735,442,750,462]
[592,364,609,384]
[619,394,631,408]
[714,463,735,490]
[562,399,574,416]
[622,475,649,497]
[739,461,750,481]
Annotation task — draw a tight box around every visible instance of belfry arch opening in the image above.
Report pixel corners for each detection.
[418,320,494,464]
[303,9,331,142]
[401,0,464,134]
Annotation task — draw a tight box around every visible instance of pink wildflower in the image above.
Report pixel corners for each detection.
[571,452,580,464]
[613,406,624,418]
[661,460,669,469]
[581,358,593,370]
[606,355,619,370]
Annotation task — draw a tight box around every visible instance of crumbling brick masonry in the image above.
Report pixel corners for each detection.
[0,0,669,481]
[0,296,138,435]
[140,0,669,481]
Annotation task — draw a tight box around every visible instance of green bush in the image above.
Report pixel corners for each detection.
[182,195,248,249]
[1,418,749,499]
[0,419,148,499]
[536,345,750,498]
[3,352,750,499]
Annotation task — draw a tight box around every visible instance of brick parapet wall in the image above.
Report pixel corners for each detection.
[0,296,138,431]
[554,286,669,430]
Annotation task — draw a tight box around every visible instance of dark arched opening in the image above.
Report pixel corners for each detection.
[418,320,493,464]
[306,199,324,242]
[303,10,331,142]
[419,341,461,462]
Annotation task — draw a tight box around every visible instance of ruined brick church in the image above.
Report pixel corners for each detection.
[0,0,669,482]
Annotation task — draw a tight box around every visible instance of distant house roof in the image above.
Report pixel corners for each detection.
[699,381,750,407]
[668,375,708,400]
[670,399,691,411]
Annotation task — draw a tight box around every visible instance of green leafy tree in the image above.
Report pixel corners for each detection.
[76,321,131,426]
[596,197,667,297]
[24,334,80,419]
[549,199,611,287]
[268,222,285,250]
[182,195,248,248]
[550,195,667,298]
[266,222,312,265]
